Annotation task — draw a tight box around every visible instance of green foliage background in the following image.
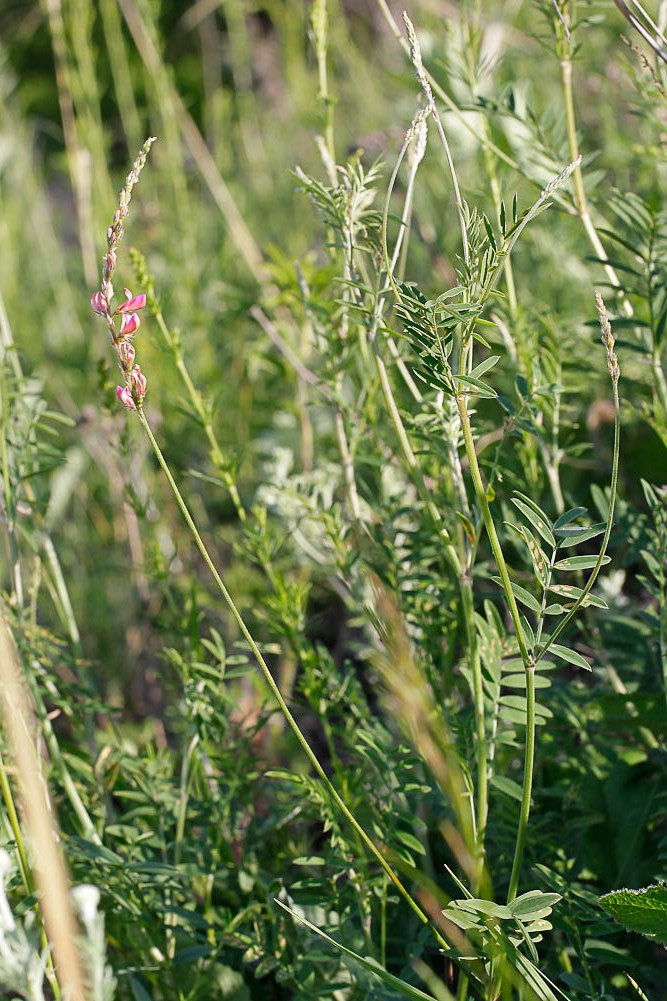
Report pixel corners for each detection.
[0,0,666,999]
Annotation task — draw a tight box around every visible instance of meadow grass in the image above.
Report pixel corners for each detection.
[0,1,666,999]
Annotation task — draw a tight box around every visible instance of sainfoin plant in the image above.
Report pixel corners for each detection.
[83,19,622,1001]
[1,1,667,999]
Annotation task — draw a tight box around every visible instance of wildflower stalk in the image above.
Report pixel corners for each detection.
[537,292,621,663]
[94,137,463,980]
[136,407,454,953]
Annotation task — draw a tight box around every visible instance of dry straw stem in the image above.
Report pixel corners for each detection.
[43,0,97,287]
[0,612,88,1001]
[115,0,265,283]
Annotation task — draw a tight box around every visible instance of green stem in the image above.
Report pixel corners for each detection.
[456,394,534,901]
[506,661,535,903]
[652,347,667,420]
[460,576,488,879]
[311,0,335,165]
[151,304,247,523]
[23,668,101,845]
[537,378,620,661]
[456,397,530,666]
[0,752,33,896]
[136,408,454,953]
[482,128,517,318]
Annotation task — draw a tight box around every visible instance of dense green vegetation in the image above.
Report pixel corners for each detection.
[0,0,666,998]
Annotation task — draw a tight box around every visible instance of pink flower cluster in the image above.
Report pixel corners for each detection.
[91,287,148,410]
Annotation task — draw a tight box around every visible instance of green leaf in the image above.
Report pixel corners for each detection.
[499,695,553,720]
[502,672,551,689]
[395,829,427,855]
[469,354,501,380]
[490,774,524,802]
[508,890,561,920]
[491,576,541,612]
[548,644,592,671]
[553,507,589,530]
[506,523,549,586]
[553,555,610,571]
[557,525,606,548]
[599,884,667,946]
[511,494,556,548]
[457,897,513,920]
[274,901,445,999]
[454,374,498,398]
[548,584,608,609]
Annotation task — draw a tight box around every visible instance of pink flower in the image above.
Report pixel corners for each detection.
[116,385,136,410]
[129,365,147,402]
[103,249,116,278]
[91,291,108,316]
[116,340,136,370]
[119,312,141,337]
[116,289,147,314]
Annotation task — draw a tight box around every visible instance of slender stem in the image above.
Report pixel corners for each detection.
[375,0,518,171]
[537,377,620,662]
[506,660,536,903]
[311,0,335,164]
[456,393,534,901]
[560,55,626,297]
[20,667,102,845]
[652,347,667,419]
[142,291,247,523]
[0,752,33,896]
[136,408,455,953]
[460,576,488,878]
[456,396,530,666]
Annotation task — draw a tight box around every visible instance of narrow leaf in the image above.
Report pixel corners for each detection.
[553,555,611,571]
[553,507,589,530]
[511,494,556,548]
[490,774,523,802]
[491,577,541,612]
[549,644,592,671]
[454,374,498,398]
[469,354,501,380]
[548,585,608,609]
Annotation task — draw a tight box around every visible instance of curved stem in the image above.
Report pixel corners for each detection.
[456,397,530,666]
[537,376,620,661]
[456,393,534,902]
[136,408,454,953]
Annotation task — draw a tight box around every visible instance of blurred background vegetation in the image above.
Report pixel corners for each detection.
[1,0,667,998]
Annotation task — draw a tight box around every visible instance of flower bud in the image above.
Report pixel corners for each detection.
[129,365,147,403]
[116,385,137,410]
[90,290,108,316]
[119,311,141,337]
[116,340,136,371]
